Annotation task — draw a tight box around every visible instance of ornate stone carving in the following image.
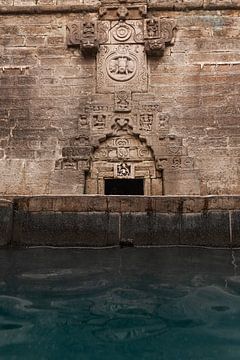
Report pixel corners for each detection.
[144,19,175,56]
[117,6,129,21]
[112,23,132,42]
[71,135,89,147]
[156,156,195,171]
[67,23,81,46]
[111,116,133,134]
[139,113,153,132]
[115,137,130,147]
[98,1,148,21]
[156,158,168,170]
[109,21,143,44]
[158,113,170,131]
[81,21,99,55]
[55,158,78,171]
[114,90,132,112]
[78,114,89,128]
[98,22,110,44]
[91,114,106,130]
[117,147,130,159]
[145,19,159,38]
[67,21,99,56]
[97,44,147,93]
[116,162,131,177]
[107,47,137,81]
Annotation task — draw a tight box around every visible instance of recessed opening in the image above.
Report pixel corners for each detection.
[105,179,144,195]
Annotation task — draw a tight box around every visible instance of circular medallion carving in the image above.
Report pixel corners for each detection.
[106,51,137,82]
[113,24,132,42]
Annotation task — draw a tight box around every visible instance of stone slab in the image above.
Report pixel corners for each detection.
[121,212,181,246]
[180,211,230,247]
[13,211,119,247]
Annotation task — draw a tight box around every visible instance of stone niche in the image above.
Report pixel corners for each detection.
[54,0,200,195]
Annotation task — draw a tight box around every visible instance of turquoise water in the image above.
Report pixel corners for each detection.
[0,247,240,359]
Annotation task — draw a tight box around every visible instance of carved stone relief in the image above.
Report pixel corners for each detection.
[97,44,147,93]
[61,1,200,195]
[114,90,132,112]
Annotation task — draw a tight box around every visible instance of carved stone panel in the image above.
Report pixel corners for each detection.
[108,21,144,44]
[144,19,176,56]
[67,21,99,56]
[97,44,147,93]
[114,90,132,112]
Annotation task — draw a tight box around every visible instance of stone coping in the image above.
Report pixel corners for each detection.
[0,2,240,15]
[2,195,240,213]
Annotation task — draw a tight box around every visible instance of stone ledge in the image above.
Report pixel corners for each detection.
[0,4,99,14]
[0,2,240,14]
[12,195,240,213]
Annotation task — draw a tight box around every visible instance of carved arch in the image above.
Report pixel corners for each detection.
[85,123,162,195]
[91,115,156,160]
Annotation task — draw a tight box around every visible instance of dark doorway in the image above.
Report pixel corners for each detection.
[105,179,144,195]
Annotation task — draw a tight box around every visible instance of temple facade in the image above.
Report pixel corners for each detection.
[0,0,239,195]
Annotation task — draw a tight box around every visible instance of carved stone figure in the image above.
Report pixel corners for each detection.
[117,162,131,177]
[139,113,153,132]
[81,21,99,55]
[114,90,132,112]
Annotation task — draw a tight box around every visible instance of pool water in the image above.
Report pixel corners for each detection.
[0,247,240,360]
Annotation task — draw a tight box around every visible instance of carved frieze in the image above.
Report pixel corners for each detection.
[156,156,194,171]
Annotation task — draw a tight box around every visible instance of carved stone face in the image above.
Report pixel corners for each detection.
[83,22,95,37]
[118,57,128,74]
[107,54,137,81]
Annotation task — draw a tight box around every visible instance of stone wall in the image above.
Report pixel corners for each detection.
[0,195,238,247]
[0,0,239,195]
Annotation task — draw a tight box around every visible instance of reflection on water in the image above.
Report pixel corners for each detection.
[0,247,239,359]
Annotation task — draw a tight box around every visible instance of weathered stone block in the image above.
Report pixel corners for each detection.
[121,212,180,246]
[13,211,119,247]
[180,211,230,247]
